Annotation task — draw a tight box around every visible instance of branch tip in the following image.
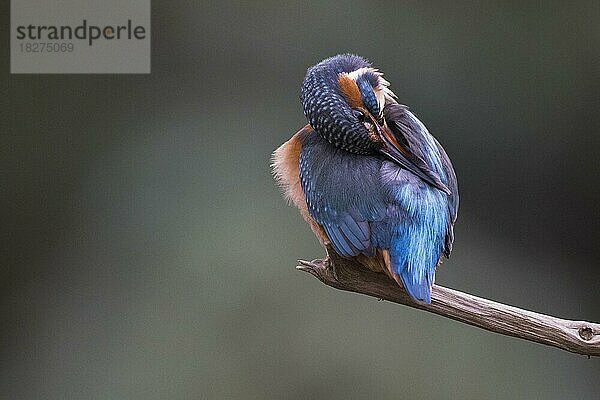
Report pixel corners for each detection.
[578,326,594,341]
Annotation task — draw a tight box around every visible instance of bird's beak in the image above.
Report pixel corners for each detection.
[374,119,451,195]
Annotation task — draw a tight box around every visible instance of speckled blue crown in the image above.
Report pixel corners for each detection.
[300,54,377,154]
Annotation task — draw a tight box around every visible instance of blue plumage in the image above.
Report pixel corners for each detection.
[281,54,459,303]
[386,169,449,303]
[298,104,457,303]
[299,131,387,257]
[356,76,380,116]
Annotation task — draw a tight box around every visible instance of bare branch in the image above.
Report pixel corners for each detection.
[297,246,600,357]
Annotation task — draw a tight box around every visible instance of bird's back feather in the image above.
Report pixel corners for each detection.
[274,108,458,303]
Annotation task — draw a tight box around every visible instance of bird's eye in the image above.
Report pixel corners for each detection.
[352,109,366,122]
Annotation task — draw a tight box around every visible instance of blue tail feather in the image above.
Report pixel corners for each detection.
[399,268,432,303]
[388,225,442,304]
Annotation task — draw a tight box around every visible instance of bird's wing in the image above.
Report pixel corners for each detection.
[383,102,459,258]
[299,129,387,257]
[435,136,459,257]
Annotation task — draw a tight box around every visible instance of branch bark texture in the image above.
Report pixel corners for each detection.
[297,247,600,357]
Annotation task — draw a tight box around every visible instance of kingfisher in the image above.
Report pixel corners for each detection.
[272,54,458,303]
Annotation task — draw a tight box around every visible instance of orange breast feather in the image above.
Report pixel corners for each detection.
[272,125,328,244]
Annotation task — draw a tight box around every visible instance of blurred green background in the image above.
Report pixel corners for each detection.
[2,1,600,399]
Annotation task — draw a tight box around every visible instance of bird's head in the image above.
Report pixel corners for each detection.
[301,54,393,155]
[301,54,450,194]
